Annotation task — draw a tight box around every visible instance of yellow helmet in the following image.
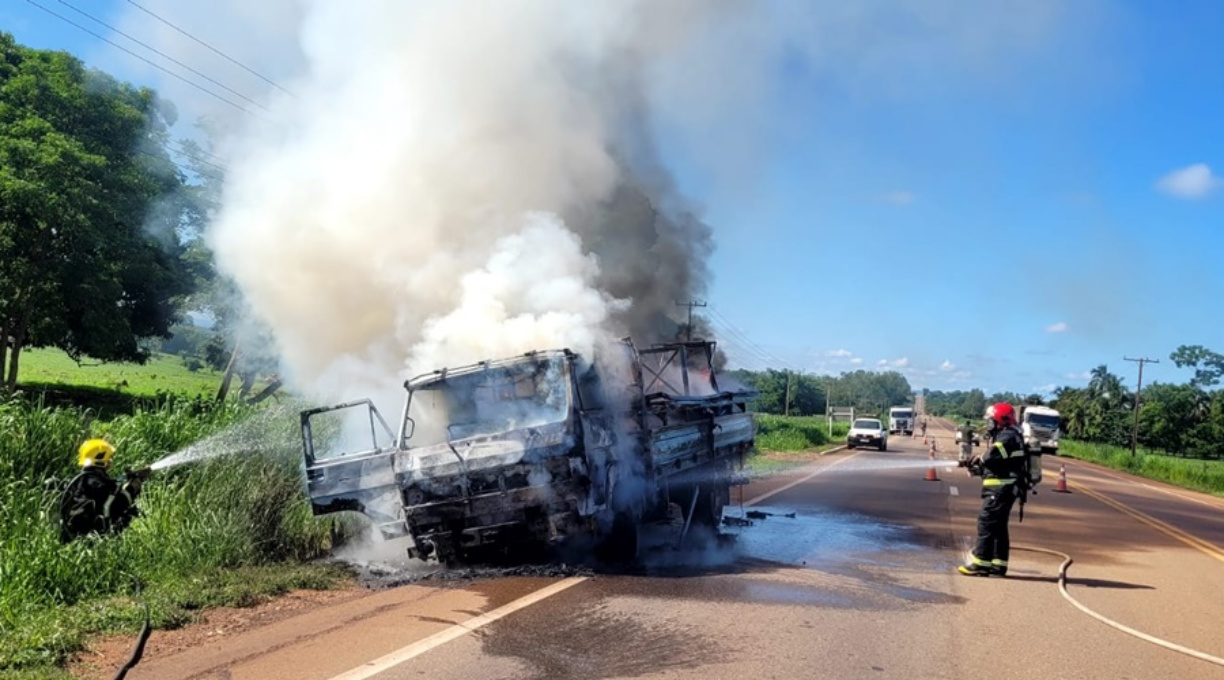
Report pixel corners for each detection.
[78,439,116,468]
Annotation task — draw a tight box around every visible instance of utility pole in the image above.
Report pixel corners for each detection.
[675,300,707,341]
[783,370,792,416]
[1124,356,1158,457]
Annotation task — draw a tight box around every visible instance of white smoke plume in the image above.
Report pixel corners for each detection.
[204,1,730,401]
[101,1,1101,403]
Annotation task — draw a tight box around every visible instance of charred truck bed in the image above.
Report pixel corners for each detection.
[301,339,756,565]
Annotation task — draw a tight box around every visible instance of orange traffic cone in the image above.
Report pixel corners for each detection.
[924,446,939,481]
[1054,464,1070,493]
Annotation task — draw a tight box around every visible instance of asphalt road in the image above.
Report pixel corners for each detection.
[124,421,1224,680]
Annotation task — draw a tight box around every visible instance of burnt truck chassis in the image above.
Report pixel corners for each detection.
[300,340,757,565]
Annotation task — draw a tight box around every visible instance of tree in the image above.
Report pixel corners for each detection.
[1170,344,1224,388]
[0,34,191,391]
[960,389,986,419]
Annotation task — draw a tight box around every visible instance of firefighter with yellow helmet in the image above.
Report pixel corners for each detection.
[59,438,148,542]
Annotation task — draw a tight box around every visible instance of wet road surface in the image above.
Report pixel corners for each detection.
[126,424,1224,679]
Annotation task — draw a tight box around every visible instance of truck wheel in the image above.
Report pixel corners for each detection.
[688,484,725,529]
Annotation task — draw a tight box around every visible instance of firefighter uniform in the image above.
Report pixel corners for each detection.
[961,424,1026,576]
[59,439,143,543]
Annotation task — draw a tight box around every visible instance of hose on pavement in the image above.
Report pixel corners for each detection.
[1017,545,1224,668]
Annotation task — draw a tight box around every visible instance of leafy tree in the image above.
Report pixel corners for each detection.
[1136,382,1207,453]
[1170,344,1224,388]
[960,389,986,419]
[0,33,190,391]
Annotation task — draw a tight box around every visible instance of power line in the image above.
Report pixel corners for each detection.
[124,0,295,97]
[707,306,798,370]
[56,0,267,112]
[22,0,257,115]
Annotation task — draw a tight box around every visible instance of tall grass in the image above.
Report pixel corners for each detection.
[755,414,849,452]
[1059,439,1224,496]
[0,397,348,671]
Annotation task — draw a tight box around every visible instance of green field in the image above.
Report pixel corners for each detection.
[14,347,228,398]
[744,415,849,477]
[754,414,849,452]
[1058,439,1224,496]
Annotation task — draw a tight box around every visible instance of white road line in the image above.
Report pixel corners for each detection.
[949,486,959,496]
[743,449,864,506]
[327,577,588,680]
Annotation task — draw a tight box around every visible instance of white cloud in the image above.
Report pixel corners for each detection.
[940,360,955,371]
[890,357,909,368]
[827,349,854,357]
[1065,371,1091,381]
[952,370,973,380]
[849,357,863,365]
[876,190,915,205]
[1156,163,1221,199]
[1034,383,1057,393]
[877,359,888,366]
[1045,321,1068,333]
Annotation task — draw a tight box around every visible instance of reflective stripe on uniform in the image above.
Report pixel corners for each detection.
[991,559,1008,567]
[983,477,1016,487]
[972,556,993,567]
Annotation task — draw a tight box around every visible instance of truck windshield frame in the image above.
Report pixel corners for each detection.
[403,354,573,448]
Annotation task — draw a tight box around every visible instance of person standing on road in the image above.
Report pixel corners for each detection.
[920,418,928,438]
[959,403,1027,577]
[958,419,975,464]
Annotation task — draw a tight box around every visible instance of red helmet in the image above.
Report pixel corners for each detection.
[985,403,1016,427]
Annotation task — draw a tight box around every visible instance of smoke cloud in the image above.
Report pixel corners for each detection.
[101,1,1100,401]
[199,1,732,400]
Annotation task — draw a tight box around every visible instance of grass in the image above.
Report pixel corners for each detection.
[746,415,850,477]
[0,396,355,674]
[1058,439,1224,497]
[15,347,229,399]
[754,414,849,452]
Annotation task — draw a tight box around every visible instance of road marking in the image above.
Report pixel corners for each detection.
[1073,481,1224,564]
[949,486,959,496]
[743,449,865,506]
[327,577,588,680]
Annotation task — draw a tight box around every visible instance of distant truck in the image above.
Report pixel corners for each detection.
[1018,405,1061,454]
[888,406,915,435]
[299,340,756,565]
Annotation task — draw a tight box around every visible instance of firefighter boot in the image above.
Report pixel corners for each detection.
[957,557,994,577]
[990,559,1008,577]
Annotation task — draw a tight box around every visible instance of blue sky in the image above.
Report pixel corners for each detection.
[4,1,1222,396]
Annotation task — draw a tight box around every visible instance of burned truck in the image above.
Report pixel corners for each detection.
[300,339,756,564]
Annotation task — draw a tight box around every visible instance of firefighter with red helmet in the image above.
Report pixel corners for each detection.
[959,403,1028,576]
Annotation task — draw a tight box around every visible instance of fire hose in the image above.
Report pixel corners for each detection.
[1016,545,1224,668]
